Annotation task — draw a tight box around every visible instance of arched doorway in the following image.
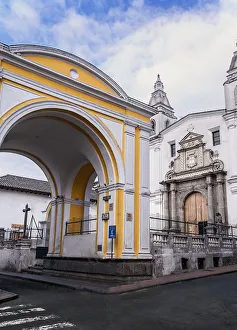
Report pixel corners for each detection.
[184,192,208,235]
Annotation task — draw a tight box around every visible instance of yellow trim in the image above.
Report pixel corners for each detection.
[0,97,51,123]
[115,189,125,258]
[95,115,123,159]
[69,163,95,234]
[0,103,122,184]
[45,203,52,221]
[23,54,117,96]
[2,62,151,122]
[134,127,141,256]
[44,115,110,184]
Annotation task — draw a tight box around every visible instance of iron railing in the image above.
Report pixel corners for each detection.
[0,228,44,248]
[150,217,237,238]
[65,218,97,235]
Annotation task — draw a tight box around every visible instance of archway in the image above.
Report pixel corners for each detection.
[0,101,125,258]
[184,192,208,235]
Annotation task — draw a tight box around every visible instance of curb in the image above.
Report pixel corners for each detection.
[0,290,18,304]
[1,267,237,295]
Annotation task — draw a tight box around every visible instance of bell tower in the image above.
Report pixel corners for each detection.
[149,74,176,135]
[224,43,237,111]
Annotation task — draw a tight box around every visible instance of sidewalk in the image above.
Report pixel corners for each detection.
[1,264,237,294]
[0,289,18,303]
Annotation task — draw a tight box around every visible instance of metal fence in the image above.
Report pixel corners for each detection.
[150,217,237,238]
[65,218,97,235]
[0,228,43,241]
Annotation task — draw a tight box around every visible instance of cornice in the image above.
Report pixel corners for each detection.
[160,109,225,135]
[0,45,157,119]
[1,70,151,130]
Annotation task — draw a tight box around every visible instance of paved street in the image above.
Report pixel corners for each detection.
[1,273,237,329]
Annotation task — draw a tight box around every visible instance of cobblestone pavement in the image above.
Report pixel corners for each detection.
[1,273,237,329]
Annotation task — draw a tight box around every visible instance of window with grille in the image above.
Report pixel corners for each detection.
[170,142,176,157]
[212,130,220,146]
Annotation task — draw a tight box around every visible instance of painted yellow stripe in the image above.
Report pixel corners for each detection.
[134,126,140,256]
[1,63,151,122]
[115,189,125,258]
[69,163,95,234]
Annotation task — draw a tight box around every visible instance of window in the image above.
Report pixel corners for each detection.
[212,130,220,146]
[165,119,170,128]
[170,142,176,157]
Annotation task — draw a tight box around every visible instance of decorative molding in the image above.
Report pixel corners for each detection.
[1,69,151,131]
[0,46,157,118]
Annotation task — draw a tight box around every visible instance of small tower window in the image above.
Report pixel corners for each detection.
[212,130,220,146]
[170,142,176,157]
[235,86,237,105]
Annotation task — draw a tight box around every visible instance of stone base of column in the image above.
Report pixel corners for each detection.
[137,251,152,259]
[120,250,137,259]
[14,239,32,272]
[205,224,216,235]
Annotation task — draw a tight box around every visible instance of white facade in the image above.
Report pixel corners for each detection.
[0,189,51,229]
[150,46,237,227]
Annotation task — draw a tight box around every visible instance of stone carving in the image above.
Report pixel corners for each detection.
[212,159,224,172]
[187,151,197,168]
[165,170,174,180]
[164,130,225,182]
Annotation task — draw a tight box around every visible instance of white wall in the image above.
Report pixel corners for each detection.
[0,189,51,229]
[150,110,237,226]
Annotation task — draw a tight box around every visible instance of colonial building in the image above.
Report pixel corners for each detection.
[0,174,51,230]
[150,45,237,233]
[0,42,153,274]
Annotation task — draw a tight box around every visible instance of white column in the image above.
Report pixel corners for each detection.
[96,190,104,258]
[217,173,226,223]
[54,196,64,255]
[206,176,214,223]
[139,127,151,259]
[106,188,116,258]
[170,182,178,231]
[122,123,136,258]
[163,183,169,219]
[47,199,56,256]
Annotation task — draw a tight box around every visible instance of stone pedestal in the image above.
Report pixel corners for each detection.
[14,239,32,272]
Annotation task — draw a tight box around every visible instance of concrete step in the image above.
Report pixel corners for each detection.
[22,267,149,284]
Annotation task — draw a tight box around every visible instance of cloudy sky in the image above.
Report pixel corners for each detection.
[0,0,236,180]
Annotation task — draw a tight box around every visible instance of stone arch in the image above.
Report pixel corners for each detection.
[0,100,125,187]
[0,100,126,257]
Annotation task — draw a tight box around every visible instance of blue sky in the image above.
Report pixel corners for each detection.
[0,0,236,179]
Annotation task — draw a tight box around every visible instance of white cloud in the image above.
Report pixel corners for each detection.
[0,153,46,180]
[0,0,237,178]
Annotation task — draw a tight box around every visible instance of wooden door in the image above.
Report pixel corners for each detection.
[184,192,208,234]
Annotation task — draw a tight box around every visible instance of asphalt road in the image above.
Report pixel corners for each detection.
[1,272,237,329]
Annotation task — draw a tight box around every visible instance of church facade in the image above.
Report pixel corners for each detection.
[150,46,237,233]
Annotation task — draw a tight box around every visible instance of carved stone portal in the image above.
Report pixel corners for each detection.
[162,131,227,231]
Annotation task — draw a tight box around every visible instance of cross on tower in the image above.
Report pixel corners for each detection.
[23,204,31,238]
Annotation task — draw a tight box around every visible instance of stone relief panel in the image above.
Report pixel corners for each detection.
[165,131,223,181]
